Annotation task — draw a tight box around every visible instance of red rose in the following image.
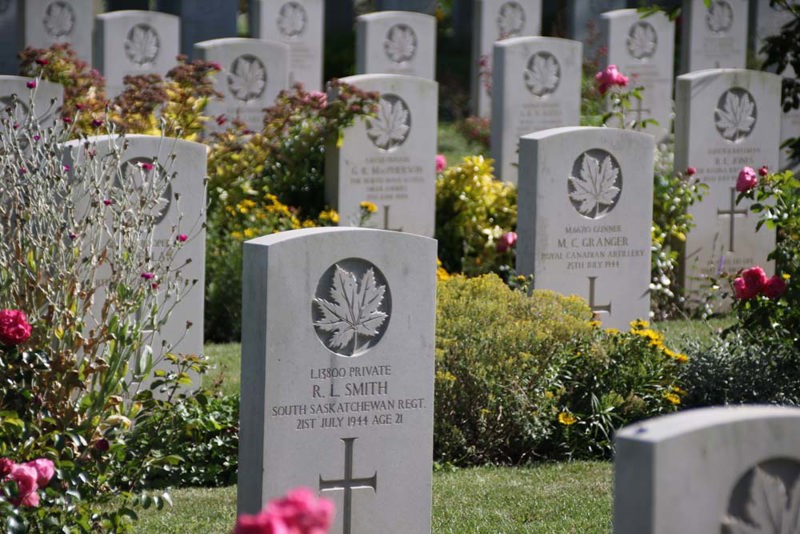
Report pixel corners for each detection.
[763,275,787,299]
[0,309,32,346]
[733,277,757,299]
[741,266,768,292]
[0,458,13,478]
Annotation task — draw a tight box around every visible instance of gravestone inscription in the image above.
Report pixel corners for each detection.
[674,69,781,305]
[516,126,654,329]
[238,227,436,534]
[325,74,438,237]
[680,0,748,73]
[251,0,324,91]
[471,0,542,117]
[194,38,290,132]
[615,406,800,534]
[94,10,180,98]
[356,11,436,81]
[490,36,581,184]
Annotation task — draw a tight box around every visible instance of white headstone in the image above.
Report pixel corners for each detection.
[600,9,675,141]
[23,0,93,64]
[0,76,64,128]
[680,0,748,73]
[516,126,655,329]
[238,227,436,534]
[490,36,582,184]
[94,10,180,98]
[471,0,542,117]
[614,406,800,534]
[251,0,325,91]
[356,11,436,81]
[0,0,20,74]
[65,134,207,384]
[194,38,290,132]
[565,0,627,62]
[325,74,438,237]
[751,0,795,75]
[674,69,781,303]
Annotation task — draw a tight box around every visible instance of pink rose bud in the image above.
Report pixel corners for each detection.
[736,166,758,192]
[177,234,188,242]
[26,80,37,89]
[435,154,447,173]
[26,458,54,487]
[741,266,768,293]
[763,275,787,299]
[758,165,769,177]
[0,309,33,346]
[0,458,13,478]
[686,167,697,176]
[496,231,518,253]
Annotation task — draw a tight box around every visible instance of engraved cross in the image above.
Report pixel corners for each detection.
[382,205,403,232]
[717,187,747,252]
[633,97,652,125]
[319,437,377,534]
[588,276,612,316]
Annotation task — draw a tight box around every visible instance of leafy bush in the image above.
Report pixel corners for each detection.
[435,156,517,278]
[434,275,684,465]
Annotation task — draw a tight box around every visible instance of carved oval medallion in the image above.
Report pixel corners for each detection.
[227,54,267,102]
[277,1,307,38]
[627,21,657,60]
[568,148,623,220]
[714,87,757,143]
[524,51,560,97]
[312,259,391,357]
[497,1,525,39]
[366,94,411,152]
[124,23,160,66]
[384,23,417,64]
[44,1,75,38]
[706,0,734,34]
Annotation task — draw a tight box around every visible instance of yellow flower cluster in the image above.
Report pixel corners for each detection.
[435,370,457,384]
[436,258,450,281]
[629,320,689,363]
[359,201,378,213]
[558,411,577,426]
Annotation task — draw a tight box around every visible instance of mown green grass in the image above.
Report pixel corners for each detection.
[136,462,613,533]
[437,121,488,167]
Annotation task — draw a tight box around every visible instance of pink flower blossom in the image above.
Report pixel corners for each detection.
[496,231,518,253]
[63,164,71,172]
[35,58,49,66]
[92,118,103,128]
[233,512,288,534]
[435,154,447,173]
[308,91,328,108]
[763,275,787,299]
[742,266,768,292]
[103,199,113,206]
[62,116,72,124]
[265,488,334,534]
[758,165,769,177]
[733,276,757,299]
[141,272,155,280]
[9,463,39,507]
[138,161,154,172]
[216,114,228,126]
[595,65,629,95]
[33,135,40,142]
[0,458,13,478]
[26,80,37,89]
[736,166,757,192]
[26,458,54,487]
[177,234,188,242]
[0,309,32,346]
[686,167,697,176]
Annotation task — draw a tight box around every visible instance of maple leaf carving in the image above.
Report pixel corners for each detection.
[314,266,388,355]
[384,24,416,64]
[715,90,756,142]
[706,0,733,34]
[125,24,160,66]
[722,467,800,534]
[497,1,525,39]
[277,2,306,37]
[366,96,410,151]
[568,152,621,219]
[44,1,75,38]
[121,158,172,224]
[228,55,267,102]
[627,21,657,59]
[524,53,560,96]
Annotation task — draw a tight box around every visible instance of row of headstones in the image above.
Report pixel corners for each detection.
[237,223,800,532]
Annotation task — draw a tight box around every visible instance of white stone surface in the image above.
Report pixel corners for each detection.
[251,0,324,91]
[238,227,436,534]
[356,11,436,81]
[23,0,93,64]
[325,74,438,237]
[194,38,290,132]
[94,10,180,98]
[614,405,800,534]
[490,36,581,184]
[516,126,654,330]
[680,0,748,73]
[64,134,207,387]
[0,76,64,128]
[600,9,675,141]
[565,0,627,62]
[674,69,781,304]
[471,0,542,117]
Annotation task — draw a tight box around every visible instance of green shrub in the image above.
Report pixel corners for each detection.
[435,275,685,465]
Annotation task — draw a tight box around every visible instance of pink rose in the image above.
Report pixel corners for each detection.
[9,463,39,507]
[26,458,54,487]
[0,309,32,346]
[595,65,629,95]
[742,266,768,293]
[736,166,757,192]
[308,91,328,108]
[733,277,757,299]
[0,457,13,478]
[435,154,447,173]
[496,231,518,253]
[758,165,769,177]
[763,275,787,299]
[686,166,697,176]
[233,512,288,534]
[264,488,335,534]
